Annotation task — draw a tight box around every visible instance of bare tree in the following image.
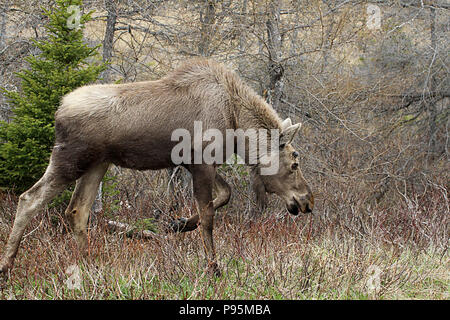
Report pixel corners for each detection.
[0,1,8,49]
[101,0,117,83]
[265,0,284,112]
[198,0,216,56]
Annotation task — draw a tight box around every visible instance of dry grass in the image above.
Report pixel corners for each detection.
[0,169,448,300]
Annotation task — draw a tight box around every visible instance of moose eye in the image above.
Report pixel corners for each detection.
[292,151,299,158]
[291,162,299,170]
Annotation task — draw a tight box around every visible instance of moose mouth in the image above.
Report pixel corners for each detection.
[287,197,312,215]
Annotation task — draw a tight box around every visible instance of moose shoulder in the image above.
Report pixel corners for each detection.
[0,58,313,276]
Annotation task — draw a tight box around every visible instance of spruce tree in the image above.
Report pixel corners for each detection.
[0,0,106,193]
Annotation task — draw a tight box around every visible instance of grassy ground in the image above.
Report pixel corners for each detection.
[0,170,448,300]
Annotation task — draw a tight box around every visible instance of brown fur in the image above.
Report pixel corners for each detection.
[0,59,313,276]
[53,58,282,179]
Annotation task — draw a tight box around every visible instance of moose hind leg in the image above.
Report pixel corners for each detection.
[0,161,69,273]
[65,163,109,251]
[212,173,231,210]
[170,173,229,233]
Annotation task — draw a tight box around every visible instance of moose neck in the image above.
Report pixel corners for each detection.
[231,92,282,167]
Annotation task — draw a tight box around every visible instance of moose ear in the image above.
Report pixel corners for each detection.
[281,118,292,131]
[280,123,302,146]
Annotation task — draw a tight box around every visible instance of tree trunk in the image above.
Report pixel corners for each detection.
[93,0,117,214]
[102,0,117,82]
[198,0,216,56]
[427,5,437,160]
[266,0,284,112]
[0,3,8,50]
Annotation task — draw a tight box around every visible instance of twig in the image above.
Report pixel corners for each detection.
[106,220,163,240]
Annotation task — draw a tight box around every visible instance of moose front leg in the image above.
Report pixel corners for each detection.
[189,165,220,276]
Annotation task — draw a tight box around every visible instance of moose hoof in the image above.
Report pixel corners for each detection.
[208,261,221,277]
[170,218,199,233]
[170,217,188,233]
[0,259,12,276]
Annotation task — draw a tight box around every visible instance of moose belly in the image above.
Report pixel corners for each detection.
[106,136,178,171]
